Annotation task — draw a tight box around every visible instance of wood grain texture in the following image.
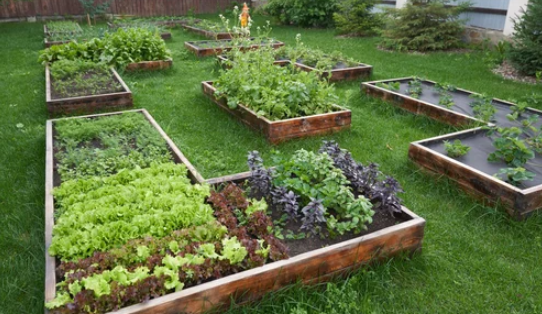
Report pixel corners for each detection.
[1,0,239,19]
[125,59,173,72]
[45,65,133,116]
[45,109,206,312]
[408,128,542,219]
[202,81,351,144]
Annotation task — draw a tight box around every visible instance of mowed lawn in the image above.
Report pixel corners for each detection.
[1,14,542,314]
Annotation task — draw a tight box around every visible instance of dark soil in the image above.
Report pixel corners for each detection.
[277,209,409,257]
[51,71,124,99]
[493,61,539,85]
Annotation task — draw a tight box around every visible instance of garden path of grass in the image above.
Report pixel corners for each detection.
[1,15,542,314]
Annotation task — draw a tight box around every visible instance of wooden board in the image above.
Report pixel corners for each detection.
[409,128,542,219]
[181,24,232,40]
[125,59,173,72]
[86,172,424,314]
[216,54,290,69]
[44,109,205,311]
[202,81,351,144]
[185,38,285,57]
[295,61,373,82]
[45,65,133,116]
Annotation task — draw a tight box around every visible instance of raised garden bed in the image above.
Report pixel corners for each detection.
[295,59,372,82]
[45,109,206,313]
[409,126,542,219]
[202,81,351,144]
[362,77,526,127]
[217,54,290,68]
[107,22,172,40]
[125,58,173,72]
[45,137,424,314]
[45,63,133,115]
[181,23,232,40]
[44,24,72,47]
[185,38,284,57]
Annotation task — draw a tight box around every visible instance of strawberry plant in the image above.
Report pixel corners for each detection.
[444,140,470,158]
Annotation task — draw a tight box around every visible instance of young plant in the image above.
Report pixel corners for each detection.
[438,92,455,108]
[376,81,400,91]
[406,77,423,98]
[487,126,535,167]
[443,139,470,158]
[469,93,497,122]
[495,167,535,186]
[507,101,530,121]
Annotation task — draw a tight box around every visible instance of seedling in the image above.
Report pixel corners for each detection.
[469,94,497,122]
[376,81,400,91]
[444,140,470,158]
[495,167,535,186]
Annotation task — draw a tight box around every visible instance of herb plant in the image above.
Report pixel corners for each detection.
[443,139,470,158]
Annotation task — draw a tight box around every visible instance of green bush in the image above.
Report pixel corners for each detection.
[380,0,470,52]
[507,0,542,76]
[333,0,382,36]
[263,0,339,27]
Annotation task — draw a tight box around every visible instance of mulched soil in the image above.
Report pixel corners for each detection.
[492,61,539,85]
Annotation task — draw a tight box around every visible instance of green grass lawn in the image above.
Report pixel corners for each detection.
[1,15,542,314]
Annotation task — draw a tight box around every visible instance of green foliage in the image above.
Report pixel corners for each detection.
[45,21,82,35]
[215,44,339,121]
[469,93,497,122]
[375,81,400,91]
[507,0,542,76]
[494,167,535,186]
[333,0,382,36]
[50,163,215,260]
[381,0,470,52]
[406,77,423,98]
[271,149,374,235]
[443,139,470,158]
[435,82,456,108]
[264,0,339,27]
[487,126,535,168]
[39,28,171,69]
[54,112,172,181]
[78,0,112,19]
[50,59,122,98]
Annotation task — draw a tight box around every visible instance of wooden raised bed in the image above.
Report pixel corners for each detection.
[296,61,373,82]
[45,64,133,116]
[185,38,285,57]
[362,77,525,127]
[182,23,232,40]
[202,81,351,144]
[125,58,173,72]
[82,171,424,314]
[216,54,290,69]
[409,127,542,219]
[107,22,172,40]
[43,24,80,48]
[45,109,205,313]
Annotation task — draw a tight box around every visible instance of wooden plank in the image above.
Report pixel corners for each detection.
[125,59,173,72]
[185,38,285,57]
[202,81,351,144]
[45,65,133,116]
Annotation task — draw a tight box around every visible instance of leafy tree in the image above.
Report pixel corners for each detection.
[507,0,542,76]
[78,0,113,25]
[380,0,470,52]
[333,0,383,36]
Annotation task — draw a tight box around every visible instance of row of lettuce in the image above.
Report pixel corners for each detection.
[47,110,405,313]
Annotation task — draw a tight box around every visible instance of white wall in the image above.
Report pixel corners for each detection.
[503,0,529,36]
[396,0,408,8]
